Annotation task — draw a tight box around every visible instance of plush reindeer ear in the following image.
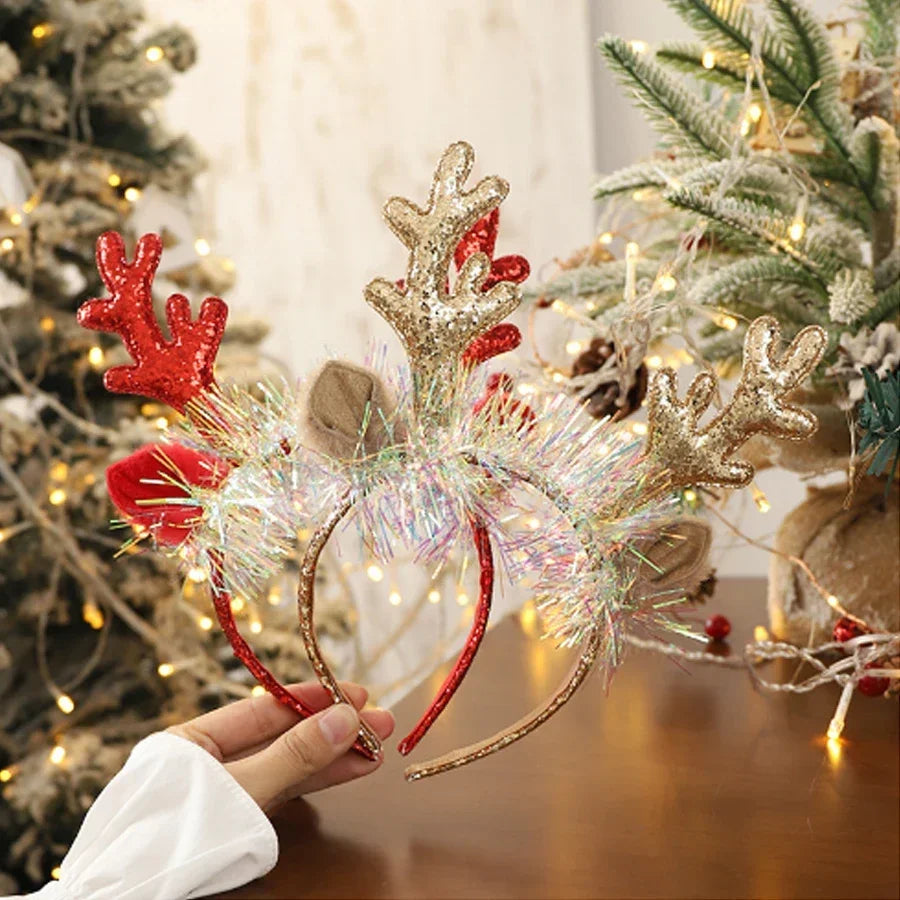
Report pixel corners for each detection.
[304,360,404,459]
[632,517,712,598]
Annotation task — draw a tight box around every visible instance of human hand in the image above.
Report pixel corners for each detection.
[168,682,394,813]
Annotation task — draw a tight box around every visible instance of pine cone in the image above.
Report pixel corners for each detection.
[571,337,648,419]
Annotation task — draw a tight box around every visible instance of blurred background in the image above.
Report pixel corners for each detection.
[149,0,840,575]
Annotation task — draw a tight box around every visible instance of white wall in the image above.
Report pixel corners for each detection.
[151,0,835,577]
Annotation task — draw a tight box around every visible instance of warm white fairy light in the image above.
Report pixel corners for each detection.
[50,866,61,880]
[0,766,15,783]
[56,694,75,714]
[701,48,717,69]
[251,685,266,697]
[753,625,769,642]
[187,566,207,583]
[82,601,104,630]
[656,273,677,292]
[747,102,763,122]
[249,619,262,634]
[8,211,22,226]
[624,241,639,306]
[31,23,52,40]
[826,680,854,741]
[107,172,122,187]
[427,588,441,604]
[194,237,211,256]
[631,422,648,436]
[646,354,663,369]
[525,516,541,531]
[752,485,771,513]
[49,745,66,765]
[630,40,648,54]
[388,589,403,606]
[789,195,808,242]
[123,186,142,203]
[48,488,67,506]
[230,596,245,613]
[198,615,213,631]
[714,312,738,331]
[154,415,168,430]
[517,383,536,396]
[565,340,584,355]
[683,489,698,504]
[145,45,164,62]
[366,563,384,582]
[49,461,68,482]
[267,586,282,606]
[456,591,470,607]
[87,345,105,368]
[157,662,175,677]
[598,231,613,245]
[0,238,13,252]
[825,594,840,610]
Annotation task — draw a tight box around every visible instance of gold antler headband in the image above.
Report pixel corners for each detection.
[82,143,827,780]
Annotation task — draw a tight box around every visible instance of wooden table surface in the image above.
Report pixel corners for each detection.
[218,578,899,900]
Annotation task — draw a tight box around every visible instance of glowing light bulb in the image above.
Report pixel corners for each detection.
[187,566,208,583]
[32,23,52,40]
[701,49,716,69]
[249,620,262,634]
[157,662,175,677]
[646,355,663,369]
[0,767,14,783]
[198,615,213,631]
[230,596,246,613]
[788,219,806,241]
[124,186,142,203]
[427,589,441,604]
[82,601,105,630]
[56,694,75,714]
[657,273,677,292]
[565,340,583,356]
[251,685,266,697]
[683,489,698,504]
[87,345,105,368]
[517,383,536,396]
[48,488,67,506]
[107,172,122,187]
[366,563,384,582]
[525,516,541,531]
[456,591,470,607]
[826,594,840,610]
[267,587,282,606]
[50,461,69,482]
[194,237,211,256]
[51,867,61,881]
[388,589,402,606]
[715,312,738,331]
[631,422,648,436]
[826,717,844,741]
[0,238,13,252]
[145,45,164,62]
[630,40,648,54]
[8,211,22,226]
[154,416,168,430]
[753,625,769,642]
[748,103,763,122]
[49,745,66,765]
[598,231,613,245]
[753,487,771,513]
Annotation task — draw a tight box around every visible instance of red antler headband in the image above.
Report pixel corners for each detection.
[80,143,826,779]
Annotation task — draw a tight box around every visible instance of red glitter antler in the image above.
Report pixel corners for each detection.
[77,232,228,413]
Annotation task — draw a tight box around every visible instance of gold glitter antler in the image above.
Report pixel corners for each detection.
[646,316,827,488]
[365,142,522,417]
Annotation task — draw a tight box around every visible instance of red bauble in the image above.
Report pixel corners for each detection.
[832,616,866,643]
[704,613,731,641]
[857,663,890,697]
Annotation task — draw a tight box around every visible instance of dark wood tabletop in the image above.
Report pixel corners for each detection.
[218,577,899,900]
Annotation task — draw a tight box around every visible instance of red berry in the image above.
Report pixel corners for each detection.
[857,663,889,697]
[704,614,731,641]
[832,616,865,643]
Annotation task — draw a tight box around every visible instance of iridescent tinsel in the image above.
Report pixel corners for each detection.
[156,355,685,676]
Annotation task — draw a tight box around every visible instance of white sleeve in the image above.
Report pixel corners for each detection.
[20,731,278,900]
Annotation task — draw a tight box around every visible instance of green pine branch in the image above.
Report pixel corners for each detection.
[597,34,734,159]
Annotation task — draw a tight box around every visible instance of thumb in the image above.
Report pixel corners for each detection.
[227,703,361,811]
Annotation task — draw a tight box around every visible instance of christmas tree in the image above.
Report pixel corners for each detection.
[0,3,355,891]
[532,0,898,467]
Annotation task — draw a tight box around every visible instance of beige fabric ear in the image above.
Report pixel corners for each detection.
[303,360,404,459]
[632,517,713,598]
